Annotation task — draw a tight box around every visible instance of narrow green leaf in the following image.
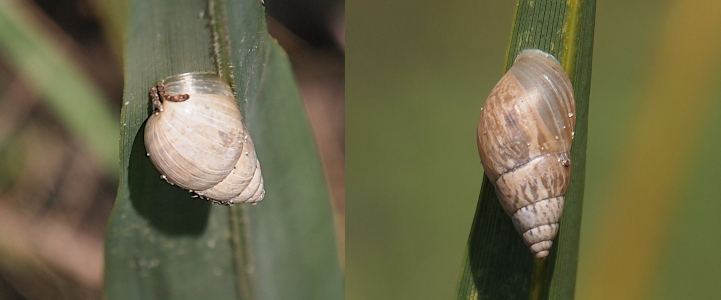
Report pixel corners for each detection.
[105,0,343,299]
[243,43,345,300]
[222,0,344,298]
[456,0,595,299]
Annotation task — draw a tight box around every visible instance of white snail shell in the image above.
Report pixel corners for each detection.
[477,50,575,259]
[144,73,265,205]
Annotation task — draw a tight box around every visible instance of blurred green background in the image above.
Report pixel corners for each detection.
[347,0,721,299]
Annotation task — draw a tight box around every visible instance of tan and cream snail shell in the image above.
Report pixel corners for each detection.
[477,49,575,259]
[144,73,265,205]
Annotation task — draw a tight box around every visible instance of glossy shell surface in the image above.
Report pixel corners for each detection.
[145,73,264,205]
[477,50,575,259]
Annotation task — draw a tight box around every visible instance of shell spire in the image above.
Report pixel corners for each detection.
[477,50,575,259]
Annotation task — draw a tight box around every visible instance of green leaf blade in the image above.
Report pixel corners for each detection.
[457,0,595,299]
[243,44,345,300]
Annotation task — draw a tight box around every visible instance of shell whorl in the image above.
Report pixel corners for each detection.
[477,50,575,259]
[144,73,265,205]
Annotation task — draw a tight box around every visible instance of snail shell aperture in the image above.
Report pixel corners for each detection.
[144,73,265,205]
[477,50,575,259]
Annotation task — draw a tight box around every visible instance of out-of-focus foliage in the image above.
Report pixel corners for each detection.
[0,0,119,175]
[347,0,721,299]
[0,0,122,298]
